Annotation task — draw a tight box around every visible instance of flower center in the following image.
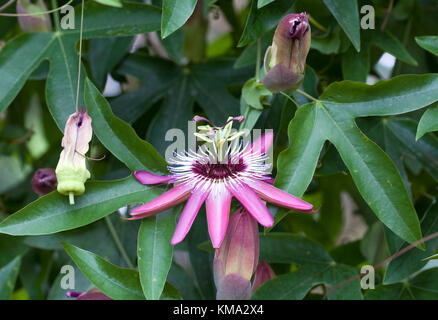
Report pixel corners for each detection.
[192,160,247,179]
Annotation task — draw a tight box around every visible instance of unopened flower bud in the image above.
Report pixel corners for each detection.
[16,0,52,33]
[66,289,111,300]
[263,12,311,93]
[31,168,57,196]
[213,209,259,300]
[252,260,275,291]
[55,109,92,205]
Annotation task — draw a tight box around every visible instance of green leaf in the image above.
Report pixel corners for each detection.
[113,54,251,125]
[0,176,162,236]
[417,102,438,140]
[281,177,343,249]
[276,75,438,246]
[186,208,216,299]
[112,54,180,124]
[146,77,194,156]
[384,118,438,182]
[366,268,438,300]
[161,0,198,38]
[372,31,417,66]
[383,203,438,284]
[137,208,177,300]
[0,256,21,300]
[93,0,123,7]
[23,215,139,268]
[258,0,275,8]
[242,78,272,110]
[311,26,343,55]
[342,45,370,82]
[253,233,362,299]
[161,282,182,300]
[89,37,133,89]
[238,0,294,47]
[415,36,438,57]
[0,154,32,194]
[167,263,202,299]
[63,243,144,300]
[85,78,167,173]
[323,0,360,51]
[0,1,161,129]
[0,235,28,269]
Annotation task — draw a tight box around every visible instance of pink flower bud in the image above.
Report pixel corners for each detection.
[264,13,311,93]
[252,260,276,291]
[55,109,93,204]
[16,0,52,33]
[31,168,57,196]
[213,209,259,299]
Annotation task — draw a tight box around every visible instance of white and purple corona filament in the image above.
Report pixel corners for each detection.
[128,116,316,248]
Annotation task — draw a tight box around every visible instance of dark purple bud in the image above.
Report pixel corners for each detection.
[31,168,57,196]
[264,12,311,92]
[66,289,112,300]
[16,0,52,33]
[65,291,82,298]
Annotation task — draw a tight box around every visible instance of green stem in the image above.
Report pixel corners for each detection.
[296,88,318,102]
[0,0,73,16]
[75,0,84,110]
[255,38,262,81]
[308,14,327,32]
[51,0,60,31]
[104,215,135,269]
[280,91,299,109]
[394,16,412,75]
[0,0,15,12]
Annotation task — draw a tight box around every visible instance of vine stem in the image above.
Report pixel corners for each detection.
[74,0,84,111]
[280,91,299,109]
[105,215,135,269]
[0,0,15,12]
[323,231,438,299]
[381,0,394,31]
[51,0,61,31]
[255,38,262,81]
[308,14,327,32]
[0,0,73,16]
[296,88,318,102]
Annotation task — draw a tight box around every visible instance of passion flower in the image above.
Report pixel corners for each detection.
[128,116,315,248]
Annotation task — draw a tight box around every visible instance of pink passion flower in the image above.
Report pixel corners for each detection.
[127,117,315,248]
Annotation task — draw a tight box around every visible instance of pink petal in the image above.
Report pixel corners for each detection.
[171,190,209,245]
[130,183,193,217]
[206,187,232,248]
[134,171,173,185]
[226,182,274,227]
[248,132,274,155]
[246,179,313,211]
